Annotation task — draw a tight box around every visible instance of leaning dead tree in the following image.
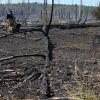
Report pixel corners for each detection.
[40,0,54,98]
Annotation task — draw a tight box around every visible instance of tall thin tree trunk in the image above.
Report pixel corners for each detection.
[58,0,60,19]
[68,11,70,20]
[75,4,78,21]
[79,0,82,21]
[43,0,47,17]
[43,0,48,24]
[41,10,43,21]
[27,0,30,19]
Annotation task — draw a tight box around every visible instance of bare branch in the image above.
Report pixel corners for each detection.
[43,96,81,100]
[23,73,41,83]
[0,54,45,62]
[0,69,15,74]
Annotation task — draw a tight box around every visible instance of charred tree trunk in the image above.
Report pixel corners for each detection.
[41,0,54,98]
[41,10,43,21]
[68,11,71,20]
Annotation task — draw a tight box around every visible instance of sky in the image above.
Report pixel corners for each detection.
[1,0,100,6]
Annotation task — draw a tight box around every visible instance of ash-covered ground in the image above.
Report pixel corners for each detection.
[0,27,100,99]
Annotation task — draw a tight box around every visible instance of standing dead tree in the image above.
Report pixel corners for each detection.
[44,0,48,17]
[58,0,61,19]
[75,4,78,21]
[27,0,30,19]
[78,0,82,23]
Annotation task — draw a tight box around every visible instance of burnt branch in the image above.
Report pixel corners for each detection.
[0,69,15,74]
[0,54,45,62]
[23,73,41,83]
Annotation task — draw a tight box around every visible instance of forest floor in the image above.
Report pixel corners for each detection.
[0,26,100,100]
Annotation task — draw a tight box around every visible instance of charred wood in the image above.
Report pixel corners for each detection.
[0,54,45,62]
[40,0,54,98]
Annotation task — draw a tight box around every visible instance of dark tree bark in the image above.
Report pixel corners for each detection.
[40,0,54,98]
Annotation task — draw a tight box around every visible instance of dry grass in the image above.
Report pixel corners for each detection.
[67,60,100,100]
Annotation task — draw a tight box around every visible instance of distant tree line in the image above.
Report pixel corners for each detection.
[0,3,96,20]
[92,4,100,21]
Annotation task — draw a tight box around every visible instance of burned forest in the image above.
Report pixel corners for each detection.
[0,0,100,100]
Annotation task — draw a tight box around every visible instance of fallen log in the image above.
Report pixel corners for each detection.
[49,22,100,29]
[19,27,43,33]
[0,22,99,39]
[20,22,100,30]
[0,28,43,39]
